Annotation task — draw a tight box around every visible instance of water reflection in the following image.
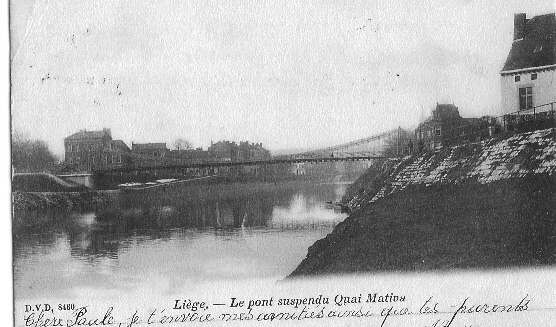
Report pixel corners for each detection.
[13,182,348,299]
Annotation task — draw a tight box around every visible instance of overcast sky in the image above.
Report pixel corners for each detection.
[10,0,555,155]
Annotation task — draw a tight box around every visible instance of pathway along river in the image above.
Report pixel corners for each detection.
[13,181,349,300]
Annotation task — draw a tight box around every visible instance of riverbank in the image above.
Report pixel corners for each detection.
[289,128,556,277]
[12,190,117,211]
[13,178,352,212]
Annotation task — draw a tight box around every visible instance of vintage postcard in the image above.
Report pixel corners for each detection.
[10,0,556,326]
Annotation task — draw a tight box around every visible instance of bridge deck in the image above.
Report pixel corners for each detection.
[95,156,384,173]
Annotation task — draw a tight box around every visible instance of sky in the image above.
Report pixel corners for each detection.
[10,0,556,156]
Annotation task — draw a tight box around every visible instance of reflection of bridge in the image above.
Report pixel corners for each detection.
[95,127,402,174]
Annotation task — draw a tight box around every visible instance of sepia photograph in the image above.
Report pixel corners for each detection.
[10,0,556,325]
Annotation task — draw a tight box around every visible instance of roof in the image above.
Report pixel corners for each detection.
[132,143,167,151]
[502,13,556,72]
[65,130,109,140]
[113,140,130,152]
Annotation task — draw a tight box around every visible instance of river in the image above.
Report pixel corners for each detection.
[13,181,349,301]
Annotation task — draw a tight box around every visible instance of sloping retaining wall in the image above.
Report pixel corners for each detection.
[347,128,556,212]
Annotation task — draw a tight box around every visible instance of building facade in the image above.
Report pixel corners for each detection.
[237,142,272,161]
[131,142,169,159]
[167,148,210,164]
[64,128,131,172]
[208,141,271,162]
[500,13,556,115]
[415,104,481,151]
[207,141,237,162]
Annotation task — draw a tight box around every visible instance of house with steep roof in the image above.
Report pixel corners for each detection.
[415,104,481,151]
[64,128,131,172]
[500,13,556,115]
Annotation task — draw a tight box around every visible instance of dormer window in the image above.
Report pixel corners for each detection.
[531,73,537,80]
[514,75,521,82]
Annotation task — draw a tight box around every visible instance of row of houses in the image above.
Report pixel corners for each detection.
[63,130,271,172]
[414,12,555,152]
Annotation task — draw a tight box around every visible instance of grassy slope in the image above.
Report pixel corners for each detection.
[290,175,556,276]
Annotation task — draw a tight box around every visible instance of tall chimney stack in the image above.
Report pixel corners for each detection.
[514,13,527,41]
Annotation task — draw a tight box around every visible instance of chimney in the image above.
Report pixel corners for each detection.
[514,13,527,40]
[103,127,112,137]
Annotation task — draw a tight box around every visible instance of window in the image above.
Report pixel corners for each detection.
[531,73,537,80]
[519,87,533,110]
[514,75,521,82]
[435,127,441,136]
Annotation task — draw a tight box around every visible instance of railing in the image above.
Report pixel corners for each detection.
[501,101,555,132]
[439,101,556,148]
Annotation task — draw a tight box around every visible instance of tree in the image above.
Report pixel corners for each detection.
[173,138,193,152]
[12,130,59,172]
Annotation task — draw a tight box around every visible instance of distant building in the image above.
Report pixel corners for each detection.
[64,128,130,172]
[238,142,272,161]
[131,142,168,159]
[415,104,480,151]
[500,13,556,115]
[208,141,271,162]
[167,147,210,163]
[208,141,238,162]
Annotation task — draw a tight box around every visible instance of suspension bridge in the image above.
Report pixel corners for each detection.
[55,127,407,189]
[94,127,403,174]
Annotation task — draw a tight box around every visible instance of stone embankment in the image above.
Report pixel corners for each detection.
[289,128,556,277]
[347,128,556,212]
